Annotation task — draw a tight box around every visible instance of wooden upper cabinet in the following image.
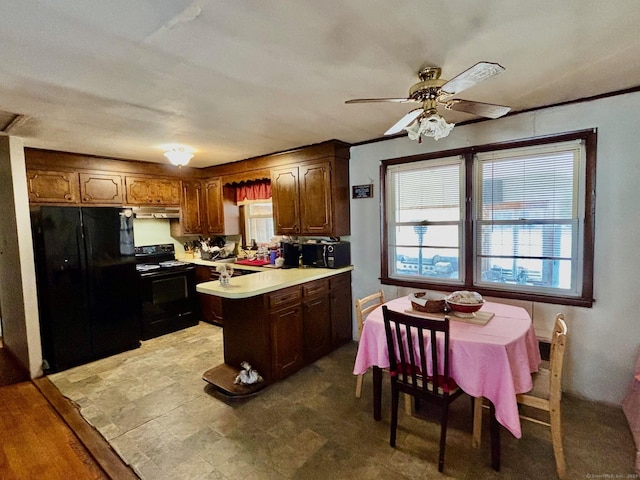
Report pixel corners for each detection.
[299,161,332,235]
[203,178,224,235]
[272,158,349,236]
[79,173,124,204]
[27,169,80,204]
[271,166,301,235]
[179,180,204,234]
[125,176,180,205]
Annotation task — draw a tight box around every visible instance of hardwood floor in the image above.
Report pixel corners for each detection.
[0,343,29,387]
[0,345,137,479]
[0,381,109,479]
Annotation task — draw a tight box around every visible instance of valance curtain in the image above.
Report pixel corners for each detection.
[235,180,271,203]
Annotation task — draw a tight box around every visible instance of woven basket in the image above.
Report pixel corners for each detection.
[410,292,446,313]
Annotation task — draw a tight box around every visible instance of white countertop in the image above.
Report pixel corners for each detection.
[193,263,353,299]
[183,257,267,272]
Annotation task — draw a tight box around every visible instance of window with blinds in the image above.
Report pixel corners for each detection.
[475,141,584,295]
[386,156,464,282]
[381,130,595,306]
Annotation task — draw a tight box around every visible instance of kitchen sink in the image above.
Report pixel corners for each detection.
[214,257,237,263]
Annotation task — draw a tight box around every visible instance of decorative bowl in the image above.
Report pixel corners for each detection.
[446,300,484,318]
[446,291,484,317]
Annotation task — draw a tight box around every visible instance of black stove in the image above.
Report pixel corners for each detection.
[135,244,192,275]
[134,243,198,339]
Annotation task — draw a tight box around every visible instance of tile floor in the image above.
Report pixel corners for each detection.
[49,322,637,479]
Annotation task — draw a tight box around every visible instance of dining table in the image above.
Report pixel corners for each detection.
[353,295,542,447]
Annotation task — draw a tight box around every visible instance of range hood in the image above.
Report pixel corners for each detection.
[129,206,181,219]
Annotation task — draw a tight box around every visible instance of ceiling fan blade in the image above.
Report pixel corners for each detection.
[384,109,423,135]
[440,62,506,96]
[345,98,416,104]
[443,99,511,119]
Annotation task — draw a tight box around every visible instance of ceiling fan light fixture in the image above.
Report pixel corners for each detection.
[163,146,194,166]
[405,119,422,141]
[404,114,455,142]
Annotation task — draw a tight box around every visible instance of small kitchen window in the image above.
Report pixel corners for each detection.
[234,179,273,245]
[242,200,274,244]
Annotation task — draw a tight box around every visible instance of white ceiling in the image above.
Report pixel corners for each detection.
[2,1,640,168]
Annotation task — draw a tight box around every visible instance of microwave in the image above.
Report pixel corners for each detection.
[301,241,351,269]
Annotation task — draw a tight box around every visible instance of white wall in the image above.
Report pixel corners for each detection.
[133,218,184,253]
[0,135,42,377]
[349,91,640,405]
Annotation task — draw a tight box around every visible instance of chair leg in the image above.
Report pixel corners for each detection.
[472,396,483,448]
[403,393,413,414]
[549,401,566,479]
[373,366,382,421]
[355,374,364,398]
[438,401,450,472]
[390,384,399,447]
[489,403,500,471]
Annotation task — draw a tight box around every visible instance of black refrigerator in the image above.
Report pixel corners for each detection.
[30,206,142,372]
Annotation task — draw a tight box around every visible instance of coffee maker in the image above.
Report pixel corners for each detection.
[281,242,300,268]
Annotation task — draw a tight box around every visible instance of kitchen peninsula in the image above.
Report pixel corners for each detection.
[196,264,353,396]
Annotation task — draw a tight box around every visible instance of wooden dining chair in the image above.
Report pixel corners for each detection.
[516,313,568,479]
[354,289,385,398]
[382,306,464,473]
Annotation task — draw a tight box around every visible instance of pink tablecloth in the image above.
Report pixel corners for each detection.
[353,297,541,438]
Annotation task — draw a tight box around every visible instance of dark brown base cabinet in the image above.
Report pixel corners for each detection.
[303,279,332,364]
[221,272,352,384]
[195,266,224,325]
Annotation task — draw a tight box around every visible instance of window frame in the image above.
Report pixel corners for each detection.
[239,199,274,245]
[380,129,596,307]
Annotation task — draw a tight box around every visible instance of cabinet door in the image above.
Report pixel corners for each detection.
[195,266,223,325]
[330,272,353,347]
[126,177,180,205]
[153,178,181,204]
[79,173,124,204]
[271,166,300,235]
[270,304,304,380]
[303,293,332,363]
[203,178,224,234]
[198,291,223,325]
[299,161,332,235]
[180,180,204,234]
[27,169,80,204]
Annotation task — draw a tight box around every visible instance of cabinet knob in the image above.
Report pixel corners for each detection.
[64,194,72,201]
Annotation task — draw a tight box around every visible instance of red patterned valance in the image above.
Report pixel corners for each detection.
[235,180,271,202]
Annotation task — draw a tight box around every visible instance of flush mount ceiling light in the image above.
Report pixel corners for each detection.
[163,146,194,167]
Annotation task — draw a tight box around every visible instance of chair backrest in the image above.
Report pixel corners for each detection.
[549,313,568,399]
[355,289,385,338]
[382,306,452,397]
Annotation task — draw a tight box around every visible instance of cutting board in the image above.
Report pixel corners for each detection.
[235,258,271,266]
[404,309,495,326]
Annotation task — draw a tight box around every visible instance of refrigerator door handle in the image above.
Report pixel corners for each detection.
[77,221,92,311]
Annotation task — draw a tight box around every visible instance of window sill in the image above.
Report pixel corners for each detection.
[380,277,594,308]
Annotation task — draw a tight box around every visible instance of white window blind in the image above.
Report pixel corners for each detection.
[475,140,583,294]
[387,157,464,281]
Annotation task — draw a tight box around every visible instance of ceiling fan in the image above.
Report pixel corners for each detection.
[346,61,511,141]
